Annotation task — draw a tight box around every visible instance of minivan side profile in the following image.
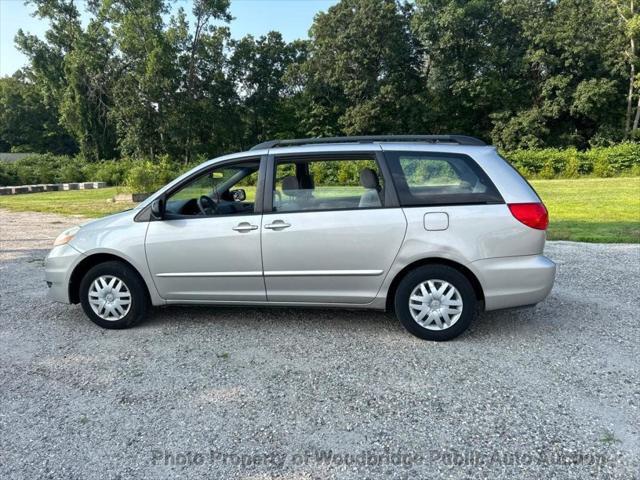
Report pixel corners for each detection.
[45,135,556,341]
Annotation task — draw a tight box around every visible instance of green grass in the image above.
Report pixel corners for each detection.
[0,187,136,217]
[531,177,640,243]
[1,177,638,242]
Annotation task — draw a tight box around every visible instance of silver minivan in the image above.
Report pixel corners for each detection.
[45,136,556,340]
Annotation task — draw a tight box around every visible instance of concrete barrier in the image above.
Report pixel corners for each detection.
[0,181,106,195]
[114,192,150,203]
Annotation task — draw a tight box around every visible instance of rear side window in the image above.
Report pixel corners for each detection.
[384,151,503,206]
[272,156,385,212]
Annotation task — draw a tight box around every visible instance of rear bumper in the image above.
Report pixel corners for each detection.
[473,254,556,311]
[44,244,83,304]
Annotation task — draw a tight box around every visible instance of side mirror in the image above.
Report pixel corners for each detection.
[231,188,246,202]
[150,197,165,219]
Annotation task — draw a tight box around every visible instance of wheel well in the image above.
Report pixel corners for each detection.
[68,253,149,304]
[385,258,485,312]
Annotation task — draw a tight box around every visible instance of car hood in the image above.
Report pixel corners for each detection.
[67,209,140,254]
[78,209,136,231]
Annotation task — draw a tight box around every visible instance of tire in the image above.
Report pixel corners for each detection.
[79,260,149,329]
[394,265,477,341]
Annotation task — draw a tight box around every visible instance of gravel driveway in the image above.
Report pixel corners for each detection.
[1,209,639,479]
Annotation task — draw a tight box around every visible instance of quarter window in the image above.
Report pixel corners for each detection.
[273,157,385,212]
[385,152,503,206]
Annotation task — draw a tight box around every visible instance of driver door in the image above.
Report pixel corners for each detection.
[145,157,266,302]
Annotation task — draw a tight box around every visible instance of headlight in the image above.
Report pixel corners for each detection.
[53,226,80,247]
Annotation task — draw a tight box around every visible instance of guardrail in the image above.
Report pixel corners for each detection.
[0,182,107,195]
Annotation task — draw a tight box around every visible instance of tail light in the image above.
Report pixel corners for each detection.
[508,203,549,230]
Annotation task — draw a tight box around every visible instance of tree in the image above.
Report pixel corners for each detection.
[4,0,636,158]
[101,0,177,159]
[15,0,81,106]
[60,19,118,160]
[104,0,233,161]
[15,0,117,160]
[492,0,626,148]
[0,73,75,153]
[610,0,640,136]
[167,0,237,161]
[229,32,308,146]
[413,0,531,140]
[304,0,424,136]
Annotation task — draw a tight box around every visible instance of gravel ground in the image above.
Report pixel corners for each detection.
[1,208,639,480]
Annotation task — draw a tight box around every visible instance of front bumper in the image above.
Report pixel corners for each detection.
[473,254,556,311]
[44,243,84,303]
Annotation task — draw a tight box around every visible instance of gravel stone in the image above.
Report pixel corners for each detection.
[1,209,638,479]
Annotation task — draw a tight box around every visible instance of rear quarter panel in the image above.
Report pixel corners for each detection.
[376,145,548,303]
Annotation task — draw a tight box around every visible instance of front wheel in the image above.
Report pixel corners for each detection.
[394,265,477,341]
[79,261,149,329]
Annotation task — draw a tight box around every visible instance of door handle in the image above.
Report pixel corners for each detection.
[264,220,291,230]
[232,222,258,232]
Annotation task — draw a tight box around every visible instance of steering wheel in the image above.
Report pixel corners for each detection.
[197,195,217,215]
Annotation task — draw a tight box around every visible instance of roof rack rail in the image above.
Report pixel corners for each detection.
[250,135,486,151]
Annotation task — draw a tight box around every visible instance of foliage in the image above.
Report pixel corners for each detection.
[229,32,308,146]
[82,159,135,186]
[0,75,76,154]
[492,0,627,149]
[124,156,186,193]
[0,152,203,188]
[305,0,423,136]
[502,143,640,178]
[1,154,83,184]
[1,0,639,160]
[1,144,638,189]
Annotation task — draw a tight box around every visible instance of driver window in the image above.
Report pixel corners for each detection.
[165,160,260,217]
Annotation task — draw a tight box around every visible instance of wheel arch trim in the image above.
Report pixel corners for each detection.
[382,257,485,312]
[68,249,164,305]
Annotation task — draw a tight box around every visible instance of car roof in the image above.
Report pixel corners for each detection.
[251,135,487,150]
[243,135,492,157]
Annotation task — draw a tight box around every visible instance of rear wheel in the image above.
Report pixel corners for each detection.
[394,265,477,341]
[79,261,149,329]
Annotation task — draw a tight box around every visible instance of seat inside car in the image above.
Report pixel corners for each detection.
[281,175,314,211]
[359,168,382,207]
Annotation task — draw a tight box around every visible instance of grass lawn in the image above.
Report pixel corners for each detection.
[0,187,136,217]
[0,178,638,243]
[531,177,639,243]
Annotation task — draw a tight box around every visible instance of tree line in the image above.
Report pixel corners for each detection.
[0,0,637,163]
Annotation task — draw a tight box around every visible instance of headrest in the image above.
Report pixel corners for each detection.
[360,168,380,190]
[282,176,299,195]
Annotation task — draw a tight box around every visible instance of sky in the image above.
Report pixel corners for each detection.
[0,0,338,76]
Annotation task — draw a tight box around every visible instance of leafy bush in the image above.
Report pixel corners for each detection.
[1,143,638,188]
[54,156,86,183]
[84,159,135,186]
[124,156,179,193]
[8,154,86,184]
[502,143,640,179]
[562,153,580,178]
[0,162,19,185]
